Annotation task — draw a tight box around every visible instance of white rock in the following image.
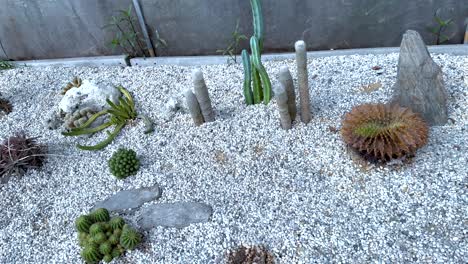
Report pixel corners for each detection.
[58,80,121,114]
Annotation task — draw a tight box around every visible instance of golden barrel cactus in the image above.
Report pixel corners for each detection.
[341,103,428,161]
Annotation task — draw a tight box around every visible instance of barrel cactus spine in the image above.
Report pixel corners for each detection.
[81,244,102,263]
[109,216,125,231]
[120,225,142,250]
[90,208,110,222]
[89,223,105,236]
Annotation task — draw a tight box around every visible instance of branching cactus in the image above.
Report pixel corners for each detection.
[241,0,272,105]
[278,66,297,120]
[273,83,292,130]
[192,69,215,122]
[295,40,311,124]
[184,89,205,126]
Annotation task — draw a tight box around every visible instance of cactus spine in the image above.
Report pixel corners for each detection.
[278,66,297,120]
[295,40,311,124]
[192,69,215,122]
[90,208,110,222]
[241,0,271,105]
[75,215,92,233]
[109,217,125,231]
[120,225,142,250]
[184,89,205,126]
[273,83,292,130]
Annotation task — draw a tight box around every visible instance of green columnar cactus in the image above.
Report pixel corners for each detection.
[90,208,110,222]
[108,148,140,179]
[241,0,271,105]
[109,217,125,230]
[75,215,93,233]
[120,225,142,250]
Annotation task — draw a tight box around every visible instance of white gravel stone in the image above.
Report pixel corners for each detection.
[0,53,467,263]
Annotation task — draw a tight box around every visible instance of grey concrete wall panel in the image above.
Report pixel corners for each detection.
[0,0,467,60]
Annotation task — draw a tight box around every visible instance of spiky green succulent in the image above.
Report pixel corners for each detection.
[108,148,140,179]
[81,244,102,263]
[90,208,110,223]
[62,86,153,151]
[109,217,125,230]
[75,215,93,233]
[75,210,142,263]
[89,223,105,236]
[120,225,142,250]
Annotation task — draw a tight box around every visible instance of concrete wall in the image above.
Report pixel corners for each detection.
[1,0,467,60]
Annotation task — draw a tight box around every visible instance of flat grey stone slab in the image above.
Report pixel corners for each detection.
[94,185,161,212]
[139,202,213,229]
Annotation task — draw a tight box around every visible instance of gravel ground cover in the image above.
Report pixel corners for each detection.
[0,53,467,263]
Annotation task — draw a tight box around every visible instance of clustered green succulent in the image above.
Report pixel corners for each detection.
[75,208,142,263]
[108,148,140,179]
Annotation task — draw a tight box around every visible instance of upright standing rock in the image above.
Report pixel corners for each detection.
[390,30,448,126]
[295,40,311,124]
[184,89,204,126]
[192,69,215,122]
[278,66,297,120]
[273,83,292,130]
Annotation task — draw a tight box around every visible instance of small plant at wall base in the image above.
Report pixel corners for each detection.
[105,5,147,57]
[241,0,272,105]
[0,60,13,70]
[217,20,247,64]
[427,12,454,45]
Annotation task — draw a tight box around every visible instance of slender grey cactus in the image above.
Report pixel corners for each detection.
[184,89,204,126]
[278,66,297,120]
[273,83,292,130]
[295,40,311,124]
[192,69,215,122]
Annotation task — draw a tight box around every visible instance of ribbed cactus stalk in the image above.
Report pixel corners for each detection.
[184,89,205,126]
[273,83,292,130]
[278,66,297,120]
[90,208,110,223]
[241,0,271,105]
[109,217,125,231]
[192,69,215,122]
[120,225,142,250]
[75,215,92,233]
[295,40,311,124]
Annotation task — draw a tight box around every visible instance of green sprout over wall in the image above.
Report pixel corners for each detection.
[62,86,153,151]
[427,10,454,45]
[217,19,247,64]
[241,0,272,105]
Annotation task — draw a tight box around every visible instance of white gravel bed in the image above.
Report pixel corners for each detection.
[0,53,467,263]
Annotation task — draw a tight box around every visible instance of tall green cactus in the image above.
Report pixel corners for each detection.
[241,0,271,105]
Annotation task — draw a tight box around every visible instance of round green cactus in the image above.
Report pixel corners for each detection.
[111,248,121,258]
[90,208,110,222]
[108,234,119,245]
[109,216,125,231]
[113,228,122,237]
[93,232,107,244]
[75,215,92,233]
[103,254,114,263]
[81,244,102,263]
[89,223,105,236]
[99,241,113,255]
[120,225,142,250]
[108,148,140,179]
